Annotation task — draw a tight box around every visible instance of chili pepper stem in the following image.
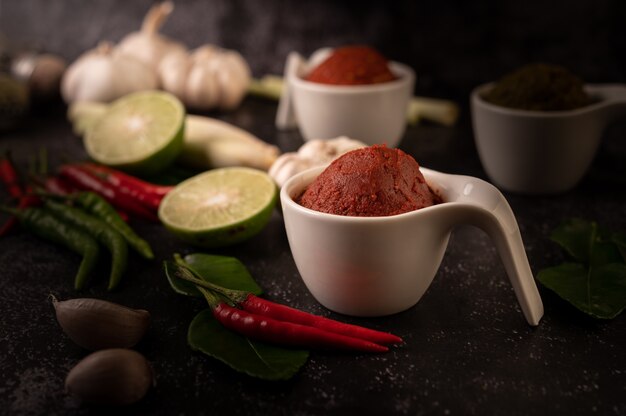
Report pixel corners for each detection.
[196,285,221,310]
[171,257,249,304]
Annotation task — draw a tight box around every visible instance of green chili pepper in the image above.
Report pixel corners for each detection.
[44,199,129,290]
[72,192,154,260]
[0,206,99,290]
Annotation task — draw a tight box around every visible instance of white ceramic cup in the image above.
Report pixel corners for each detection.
[287,56,415,147]
[471,83,626,194]
[280,166,544,326]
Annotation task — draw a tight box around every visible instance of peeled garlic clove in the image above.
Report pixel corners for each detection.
[52,296,150,350]
[66,348,153,406]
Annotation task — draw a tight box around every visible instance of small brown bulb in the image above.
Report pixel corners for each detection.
[65,348,154,405]
[52,296,150,350]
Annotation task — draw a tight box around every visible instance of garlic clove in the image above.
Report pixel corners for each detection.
[158,48,191,98]
[184,57,221,110]
[65,348,154,406]
[213,50,251,110]
[267,137,367,187]
[191,45,219,64]
[269,153,314,187]
[111,50,159,97]
[52,296,150,350]
[298,136,366,165]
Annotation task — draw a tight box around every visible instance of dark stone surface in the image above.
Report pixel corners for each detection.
[1,1,626,415]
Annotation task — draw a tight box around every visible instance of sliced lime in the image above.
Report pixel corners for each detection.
[84,90,185,175]
[158,167,277,248]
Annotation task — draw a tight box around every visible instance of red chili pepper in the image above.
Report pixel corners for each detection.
[172,259,399,352]
[0,185,41,236]
[78,164,170,211]
[0,152,24,199]
[241,294,402,345]
[82,163,173,196]
[203,288,387,353]
[58,165,159,222]
[44,176,76,196]
[0,155,41,235]
[43,176,129,222]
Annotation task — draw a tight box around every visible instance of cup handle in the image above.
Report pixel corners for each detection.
[585,84,626,123]
[275,52,303,130]
[442,176,544,326]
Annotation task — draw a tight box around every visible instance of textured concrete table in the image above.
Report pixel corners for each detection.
[2,1,626,413]
[0,96,624,415]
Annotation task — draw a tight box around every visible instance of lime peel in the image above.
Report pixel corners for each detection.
[158,167,277,248]
[84,90,185,175]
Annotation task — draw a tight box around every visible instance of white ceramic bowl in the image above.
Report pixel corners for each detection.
[287,60,415,147]
[471,83,626,194]
[280,165,544,326]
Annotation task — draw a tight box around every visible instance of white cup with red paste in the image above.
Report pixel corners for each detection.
[280,146,544,326]
[279,46,415,147]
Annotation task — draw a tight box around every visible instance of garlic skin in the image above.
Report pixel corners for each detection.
[65,349,153,406]
[116,1,186,72]
[269,137,366,187]
[61,42,158,104]
[159,45,251,111]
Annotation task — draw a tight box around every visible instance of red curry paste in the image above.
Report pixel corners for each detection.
[305,46,397,85]
[298,145,441,217]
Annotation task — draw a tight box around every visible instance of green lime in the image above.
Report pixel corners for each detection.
[158,167,277,248]
[84,90,185,175]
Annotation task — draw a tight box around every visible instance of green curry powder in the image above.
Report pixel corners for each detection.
[482,63,591,111]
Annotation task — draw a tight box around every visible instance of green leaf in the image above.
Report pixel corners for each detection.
[590,241,623,268]
[537,262,626,319]
[164,254,263,297]
[612,232,626,263]
[164,260,202,297]
[188,309,309,380]
[550,218,596,263]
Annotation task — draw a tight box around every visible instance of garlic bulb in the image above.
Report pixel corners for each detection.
[269,137,366,187]
[61,42,158,103]
[116,1,186,72]
[159,45,251,111]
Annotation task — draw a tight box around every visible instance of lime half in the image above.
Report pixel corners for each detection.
[84,90,185,175]
[158,167,277,248]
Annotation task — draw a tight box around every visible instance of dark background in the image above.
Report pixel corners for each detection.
[3,0,626,99]
[1,1,625,416]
